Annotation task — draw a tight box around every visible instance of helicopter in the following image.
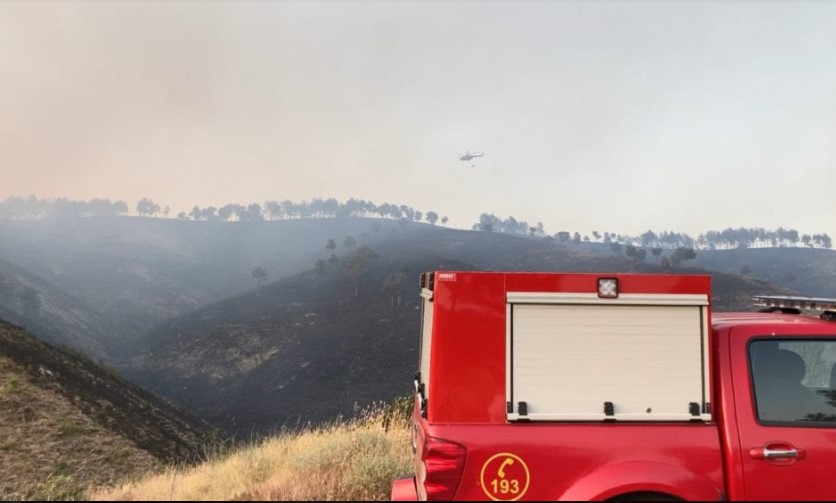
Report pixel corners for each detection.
[459,150,484,167]
[459,150,484,162]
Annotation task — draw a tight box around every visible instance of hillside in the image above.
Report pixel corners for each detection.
[0,321,224,499]
[576,241,836,298]
[126,233,793,435]
[1,216,832,359]
[0,216,418,353]
[0,257,115,359]
[0,215,824,436]
[126,246,473,434]
[693,247,836,298]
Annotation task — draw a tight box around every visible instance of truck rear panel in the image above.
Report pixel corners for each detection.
[408,271,724,500]
[419,272,713,424]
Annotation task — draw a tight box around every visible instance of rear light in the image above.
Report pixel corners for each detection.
[419,436,467,501]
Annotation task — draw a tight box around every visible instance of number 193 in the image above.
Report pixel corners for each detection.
[490,478,520,494]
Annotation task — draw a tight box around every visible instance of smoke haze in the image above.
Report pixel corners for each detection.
[2,1,835,236]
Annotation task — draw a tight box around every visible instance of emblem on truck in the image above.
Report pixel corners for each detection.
[480,453,530,501]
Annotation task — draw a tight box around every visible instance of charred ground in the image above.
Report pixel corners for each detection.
[126,229,794,435]
[0,216,827,437]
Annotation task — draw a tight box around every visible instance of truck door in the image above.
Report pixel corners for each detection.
[731,331,836,500]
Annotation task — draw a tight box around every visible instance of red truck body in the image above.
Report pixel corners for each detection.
[392,271,836,501]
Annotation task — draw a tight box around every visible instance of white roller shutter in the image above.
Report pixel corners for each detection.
[507,295,710,422]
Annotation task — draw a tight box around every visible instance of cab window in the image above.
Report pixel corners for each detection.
[749,339,836,424]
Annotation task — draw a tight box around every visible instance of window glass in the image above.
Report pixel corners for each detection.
[750,340,836,424]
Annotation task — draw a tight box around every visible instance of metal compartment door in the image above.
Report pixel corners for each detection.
[508,302,709,422]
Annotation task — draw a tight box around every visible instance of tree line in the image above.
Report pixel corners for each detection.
[176,198,448,226]
[605,227,832,250]
[0,195,448,227]
[0,195,130,219]
[473,213,546,236]
[472,212,832,251]
[2,195,831,250]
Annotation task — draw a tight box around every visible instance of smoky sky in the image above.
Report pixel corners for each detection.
[1,0,835,238]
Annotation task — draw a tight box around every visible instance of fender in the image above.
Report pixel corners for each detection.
[558,461,723,501]
[390,476,418,501]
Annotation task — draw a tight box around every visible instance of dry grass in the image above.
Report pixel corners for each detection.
[0,356,160,500]
[93,401,413,501]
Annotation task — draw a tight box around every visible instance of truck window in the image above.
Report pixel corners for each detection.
[749,340,836,424]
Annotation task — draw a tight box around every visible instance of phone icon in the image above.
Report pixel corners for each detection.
[497,458,515,478]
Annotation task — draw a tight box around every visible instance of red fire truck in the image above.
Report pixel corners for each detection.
[391,271,836,501]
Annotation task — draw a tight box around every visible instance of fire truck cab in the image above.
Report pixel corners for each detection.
[391,271,836,501]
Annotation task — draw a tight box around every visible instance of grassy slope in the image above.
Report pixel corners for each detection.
[92,404,412,501]
[0,354,159,500]
[0,321,225,499]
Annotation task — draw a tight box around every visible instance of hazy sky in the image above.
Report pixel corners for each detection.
[2,0,835,238]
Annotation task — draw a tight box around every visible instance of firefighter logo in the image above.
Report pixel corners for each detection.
[480,452,530,501]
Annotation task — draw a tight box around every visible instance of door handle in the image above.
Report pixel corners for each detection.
[763,448,798,459]
[749,444,806,461]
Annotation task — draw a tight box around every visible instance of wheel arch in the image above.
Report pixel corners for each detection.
[557,461,723,501]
